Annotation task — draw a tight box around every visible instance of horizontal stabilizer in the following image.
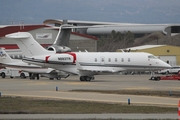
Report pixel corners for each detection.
[5,32,55,56]
[45,25,108,30]
[5,32,30,39]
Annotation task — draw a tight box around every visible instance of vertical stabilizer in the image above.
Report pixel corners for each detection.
[0,48,14,63]
[53,20,72,46]
[5,32,55,57]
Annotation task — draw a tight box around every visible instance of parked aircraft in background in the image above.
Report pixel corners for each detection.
[6,32,171,81]
[0,48,69,79]
[45,20,72,53]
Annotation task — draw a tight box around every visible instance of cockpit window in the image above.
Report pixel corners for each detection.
[148,55,157,59]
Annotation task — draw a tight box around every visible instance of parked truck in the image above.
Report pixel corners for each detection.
[0,68,29,79]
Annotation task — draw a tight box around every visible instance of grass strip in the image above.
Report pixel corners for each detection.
[0,96,177,114]
[70,89,180,98]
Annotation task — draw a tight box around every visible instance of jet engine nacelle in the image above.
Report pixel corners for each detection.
[46,53,75,64]
[46,45,71,53]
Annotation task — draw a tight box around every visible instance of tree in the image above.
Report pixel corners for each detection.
[97,30,134,52]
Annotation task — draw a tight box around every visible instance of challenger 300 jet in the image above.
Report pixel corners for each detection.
[6,32,171,81]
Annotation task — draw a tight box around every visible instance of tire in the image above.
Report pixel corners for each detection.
[80,76,85,81]
[1,72,6,78]
[20,73,26,79]
[56,77,61,80]
[156,77,160,81]
[86,76,91,81]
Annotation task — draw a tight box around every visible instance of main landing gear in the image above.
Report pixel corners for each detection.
[80,76,94,81]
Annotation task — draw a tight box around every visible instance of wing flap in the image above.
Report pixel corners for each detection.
[76,62,125,73]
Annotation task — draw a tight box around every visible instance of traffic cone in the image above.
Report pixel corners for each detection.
[178,100,180,120]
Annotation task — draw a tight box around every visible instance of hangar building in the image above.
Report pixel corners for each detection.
[118,45,180,66]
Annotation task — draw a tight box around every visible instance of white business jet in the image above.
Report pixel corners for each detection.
[6,32,171,81]
[0,48,69,79]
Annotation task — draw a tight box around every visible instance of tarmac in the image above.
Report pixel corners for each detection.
[0,114,178,120]
[0,74,179,119]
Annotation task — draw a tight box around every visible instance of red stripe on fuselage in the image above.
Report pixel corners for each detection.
[45,56,50,63]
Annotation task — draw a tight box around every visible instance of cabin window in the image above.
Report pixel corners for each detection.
[121,58,124,62]
[101,58,104,62]
[115,58,117,62]
[128,58,130,62]
[108,58,111,62]
[95,58,97,62]
[148,55,157,59]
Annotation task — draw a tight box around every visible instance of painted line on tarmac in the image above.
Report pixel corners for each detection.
[123,87,152,90]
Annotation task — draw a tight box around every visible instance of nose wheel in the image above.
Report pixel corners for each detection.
[80,76,94,81]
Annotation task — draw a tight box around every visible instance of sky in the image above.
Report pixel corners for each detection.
[1,0,180,25]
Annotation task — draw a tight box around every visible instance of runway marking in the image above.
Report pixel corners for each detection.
[123,87,152,90]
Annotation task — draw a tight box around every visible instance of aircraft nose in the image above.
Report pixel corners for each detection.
[163,62,171,68]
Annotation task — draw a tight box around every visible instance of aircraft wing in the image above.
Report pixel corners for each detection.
[76,62,126,73]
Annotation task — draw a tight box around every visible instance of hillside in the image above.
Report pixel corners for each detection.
[133,32,180,46]
[97,31,180,52]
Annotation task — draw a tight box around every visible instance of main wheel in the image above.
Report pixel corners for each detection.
[80,76,86,81]
[56,77,61,80]
[86,76,92,81]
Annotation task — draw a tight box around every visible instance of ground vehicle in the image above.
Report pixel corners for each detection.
[158,66,180,74]
[0,68,29,78]
[149,74,180,81]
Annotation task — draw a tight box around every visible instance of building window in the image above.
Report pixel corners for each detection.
[128,58,130,62]
[108,58,111,62]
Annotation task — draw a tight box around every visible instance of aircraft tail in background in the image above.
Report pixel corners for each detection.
[0,48,15,63]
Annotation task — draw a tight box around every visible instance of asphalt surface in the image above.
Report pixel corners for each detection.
[0,74,180,119]
[0,114,178,120]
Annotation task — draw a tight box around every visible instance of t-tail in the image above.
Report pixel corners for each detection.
[0,48,14,63]
[5,32,55,57]
[53,19,72,46]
